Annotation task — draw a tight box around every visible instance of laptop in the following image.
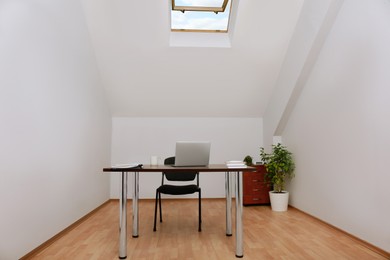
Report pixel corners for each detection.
[173,141,211,167]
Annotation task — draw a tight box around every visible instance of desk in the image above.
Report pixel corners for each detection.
[103,164,255,259]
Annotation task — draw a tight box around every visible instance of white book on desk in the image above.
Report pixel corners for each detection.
[226,160,246,168]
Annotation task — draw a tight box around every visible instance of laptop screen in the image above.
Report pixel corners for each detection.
[174,141,211,167]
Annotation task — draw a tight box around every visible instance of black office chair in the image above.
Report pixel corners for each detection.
[153,157,202,232]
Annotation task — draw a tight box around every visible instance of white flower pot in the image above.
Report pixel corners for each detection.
[269,191,289,212]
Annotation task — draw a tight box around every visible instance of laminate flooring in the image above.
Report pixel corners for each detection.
[30,199,388,260]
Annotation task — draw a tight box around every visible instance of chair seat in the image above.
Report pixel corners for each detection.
[157,184,200,195]
[154,156,201,232]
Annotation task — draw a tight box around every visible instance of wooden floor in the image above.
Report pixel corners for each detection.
[30,199,388,260]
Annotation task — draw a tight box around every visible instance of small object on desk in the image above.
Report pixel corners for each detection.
[112,163,143,169]
[150,156,159,166]
[226,160,247,168]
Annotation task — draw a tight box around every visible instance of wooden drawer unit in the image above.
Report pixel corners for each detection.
[243,165,271,205]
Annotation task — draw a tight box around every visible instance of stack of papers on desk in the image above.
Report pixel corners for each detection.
[226,160,247,168]
[112,163,141,169]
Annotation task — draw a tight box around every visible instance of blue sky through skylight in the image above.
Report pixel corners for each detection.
[171,0,231,31]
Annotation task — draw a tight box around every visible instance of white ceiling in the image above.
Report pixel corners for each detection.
[82,0,304,117]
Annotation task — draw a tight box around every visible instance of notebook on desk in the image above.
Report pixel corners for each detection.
[172,141,211,167]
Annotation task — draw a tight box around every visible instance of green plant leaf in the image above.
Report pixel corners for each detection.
[259,143,295,192]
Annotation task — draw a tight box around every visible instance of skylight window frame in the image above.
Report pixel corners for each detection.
[170,0,232,33]
[172,0,229,13]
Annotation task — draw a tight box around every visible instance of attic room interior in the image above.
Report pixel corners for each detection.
[1,0,390,259]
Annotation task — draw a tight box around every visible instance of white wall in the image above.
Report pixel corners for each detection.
[110,117,262,198]
[0,0,111,258]
[263,0,343,150]
[283,0,390,252]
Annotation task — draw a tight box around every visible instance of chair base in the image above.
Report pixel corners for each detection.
[153,190,202,232]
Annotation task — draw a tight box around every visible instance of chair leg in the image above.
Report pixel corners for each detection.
[153,191,158,232]
[159,192,162,223]
[198,189,202,232]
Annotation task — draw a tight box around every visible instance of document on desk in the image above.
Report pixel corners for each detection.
[225,160,247,168]
[112,163,142,169]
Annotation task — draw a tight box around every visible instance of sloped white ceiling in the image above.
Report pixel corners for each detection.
[82,0,303,117]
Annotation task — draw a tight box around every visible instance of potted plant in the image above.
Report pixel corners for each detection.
[243,155,253,166]
[260,143,295,211]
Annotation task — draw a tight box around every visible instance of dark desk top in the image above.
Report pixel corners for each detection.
[103,164,255,173]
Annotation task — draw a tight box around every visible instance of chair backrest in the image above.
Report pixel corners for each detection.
[163,157,198,183]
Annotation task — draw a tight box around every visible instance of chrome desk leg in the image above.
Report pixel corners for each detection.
[132,171,139,238]
[119,171,127,259]
[235,171,244,258]
[225,171,232,236]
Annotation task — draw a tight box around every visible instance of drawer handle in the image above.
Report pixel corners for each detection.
[252,180,259,182]
[252,198,260,201]
[252,189,259,191]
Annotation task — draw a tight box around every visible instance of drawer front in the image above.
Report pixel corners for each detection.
[244,177,269,191]
[244,171,265,179]
[245,184,270,195]
[243,194,270,205]
[244,170,267,180]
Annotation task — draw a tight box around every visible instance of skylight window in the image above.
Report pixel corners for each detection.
[171,0,232,33]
